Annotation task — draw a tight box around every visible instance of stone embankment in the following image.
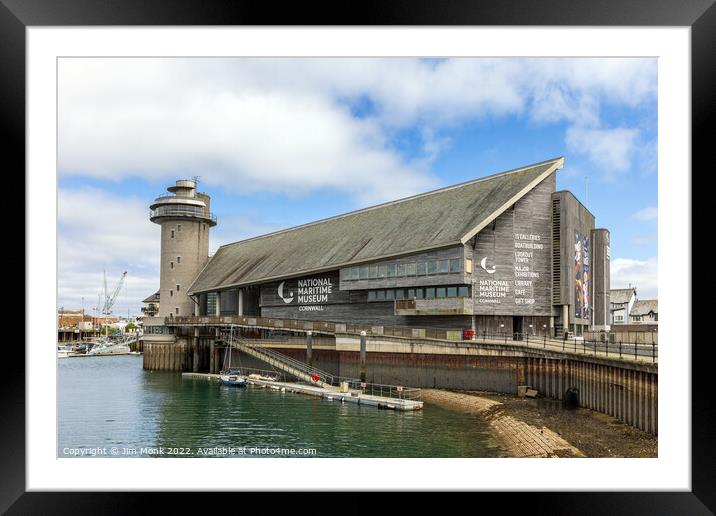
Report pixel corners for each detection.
[421,389,585,458]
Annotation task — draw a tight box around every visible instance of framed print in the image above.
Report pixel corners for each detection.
[4,0,711,512]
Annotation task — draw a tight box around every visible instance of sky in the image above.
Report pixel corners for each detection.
[57,57,658,316]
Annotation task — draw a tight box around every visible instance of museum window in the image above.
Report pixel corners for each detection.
[386,289,395,300]
[387,264,397,278]
[367,265,377,279]
[397,264,406,277]
[368,291,376,301]
[406,263,417,276]
[340,269,348,281]
[425,287,436,299]
[394,289,405,300]
[427,261,438,274]
[458,286,470,297]
[376,290,386,301]
[378,265,387,278]
[207,293,217,315]
[465,257,473,273]
[417,262,427,275]
[407,289,415,299]
[415,288,424,299]
[438,260,449,274]
[436,287,446,298]
[449,258,461,273]
[447,287,457,298]
[351,267,360,280]
[359,266,369,280]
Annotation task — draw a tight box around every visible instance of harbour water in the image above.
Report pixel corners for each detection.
[58,355,506,458]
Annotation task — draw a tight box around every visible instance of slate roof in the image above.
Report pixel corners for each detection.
[188,157,564,294]
[610,288,637,304]
[142,291,160,303]
[631,299,658,316]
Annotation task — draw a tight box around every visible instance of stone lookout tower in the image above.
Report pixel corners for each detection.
[150,179,216,318]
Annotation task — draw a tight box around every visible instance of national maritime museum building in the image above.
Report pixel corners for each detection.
[146,157,611,339]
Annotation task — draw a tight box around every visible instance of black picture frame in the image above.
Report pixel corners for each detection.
[4,0,709,512]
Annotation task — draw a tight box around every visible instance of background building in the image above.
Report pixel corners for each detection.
[141,291,160,317]
[610,287,638,325]
[142,157,612,339]
[630,299,658,324]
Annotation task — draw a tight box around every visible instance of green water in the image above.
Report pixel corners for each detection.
[58,355,506,458]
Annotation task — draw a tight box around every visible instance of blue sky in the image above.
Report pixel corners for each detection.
[57,58,658,315]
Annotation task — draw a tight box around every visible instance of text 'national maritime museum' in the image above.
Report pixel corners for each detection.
[144,157,611,340]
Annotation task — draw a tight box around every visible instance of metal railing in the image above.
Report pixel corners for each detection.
[149,206,217,223]
[169,316,657,363]
[470,331,658,363]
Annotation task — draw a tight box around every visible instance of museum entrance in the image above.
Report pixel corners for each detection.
[513,316,523,340]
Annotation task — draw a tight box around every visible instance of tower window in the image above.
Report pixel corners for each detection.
[171,230,175,238]
[170,290,173,297]
[177,256,181,263]
[170,261,174,269]
[178,224,182,232]
[175,307,179,315]
[176,284,180,292]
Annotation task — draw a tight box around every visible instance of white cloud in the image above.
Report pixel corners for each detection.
[611,256,658,299]
[58,187,162,315]
[566,126,640,176]
[632,206,658,221]
[59,57,657,199]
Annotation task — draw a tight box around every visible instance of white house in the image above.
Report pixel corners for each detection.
[610,288,637,325]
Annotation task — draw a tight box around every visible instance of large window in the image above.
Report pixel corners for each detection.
[417,262,427,275]
[387,264,397,278]
[366,285,469,302]
[449,258,461,273]
[438,260,449,274]
[369,265,378,279]
[406,263,417,276]
[427,261,438,274]
[359,266,369,280]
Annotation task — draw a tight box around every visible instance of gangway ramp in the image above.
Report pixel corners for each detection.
[220,328,343,391]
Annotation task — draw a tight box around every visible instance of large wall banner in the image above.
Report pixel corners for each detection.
[574,231,590,320]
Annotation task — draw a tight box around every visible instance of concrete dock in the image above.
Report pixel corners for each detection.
[182,372,423,411]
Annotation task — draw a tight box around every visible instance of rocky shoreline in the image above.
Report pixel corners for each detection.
[421,389,657,458]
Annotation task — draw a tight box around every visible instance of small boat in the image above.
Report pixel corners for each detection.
[57,345,74,358]
[220,369,247,387]
[219,326,247,387]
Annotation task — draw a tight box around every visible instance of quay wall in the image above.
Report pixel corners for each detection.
[143,335,657,435]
